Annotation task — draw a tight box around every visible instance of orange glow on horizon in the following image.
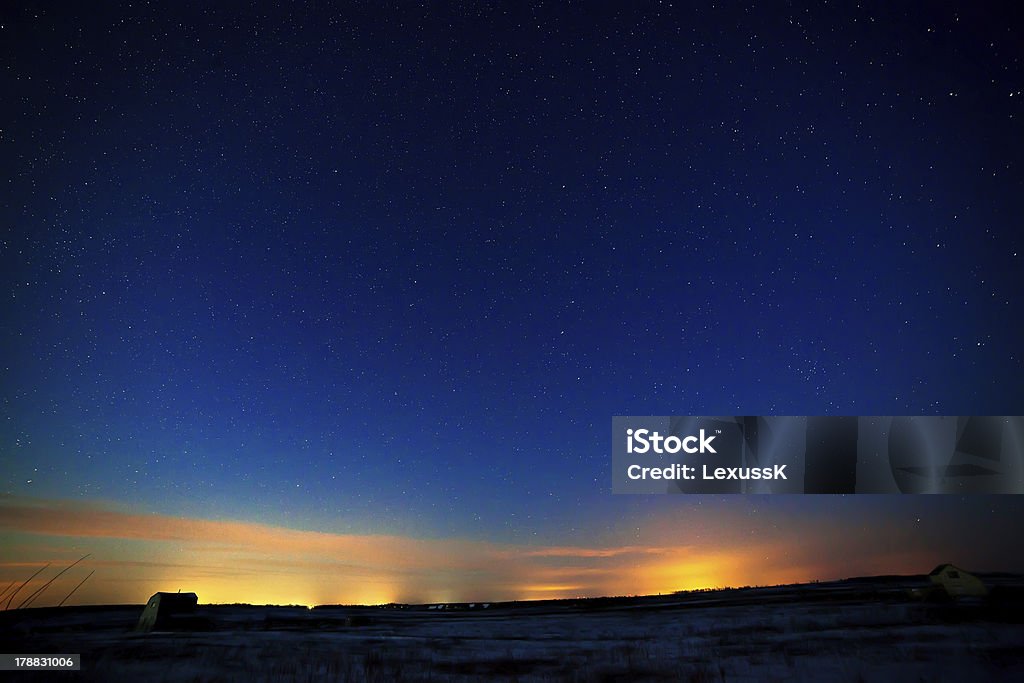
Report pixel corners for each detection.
[0,496,947,607]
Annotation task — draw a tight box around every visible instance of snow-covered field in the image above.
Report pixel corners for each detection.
[3,582,1023,681]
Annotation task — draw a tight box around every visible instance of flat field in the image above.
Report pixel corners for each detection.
[3,579,1023,681]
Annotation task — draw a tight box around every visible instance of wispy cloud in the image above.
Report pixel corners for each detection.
[0,495,952,607]
[514,545,677,558]
[0,497,729,605]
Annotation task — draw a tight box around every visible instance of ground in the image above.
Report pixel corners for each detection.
[3,578,1023,681]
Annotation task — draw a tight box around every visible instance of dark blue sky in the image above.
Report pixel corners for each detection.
[2,2,1023,600]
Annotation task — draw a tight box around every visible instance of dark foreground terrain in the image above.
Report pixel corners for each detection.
[3,576,1023,681]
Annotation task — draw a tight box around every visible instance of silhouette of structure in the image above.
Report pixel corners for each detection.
[928,564,988,598]
[135,592,199,632]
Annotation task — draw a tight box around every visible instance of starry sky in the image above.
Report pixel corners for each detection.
[2,2,1023,606]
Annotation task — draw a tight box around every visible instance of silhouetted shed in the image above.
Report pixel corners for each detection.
[136,592,199,632]
[928,564,988,598]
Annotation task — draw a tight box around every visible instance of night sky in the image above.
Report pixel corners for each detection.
[2,2,1023,606]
